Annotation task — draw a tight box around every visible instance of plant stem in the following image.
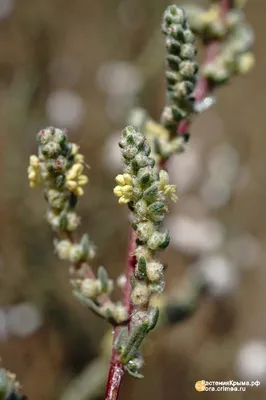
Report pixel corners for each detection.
[104,357,124,400]
[104,229,136,400]
[104,1,231,398]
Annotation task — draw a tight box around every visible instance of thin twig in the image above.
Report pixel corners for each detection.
[104,229,136,399]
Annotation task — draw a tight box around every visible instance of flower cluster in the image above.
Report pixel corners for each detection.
[128,107,189,163]
[184,1,255,86]
[161,5,198,137]
[28,127,90,261]
[73,267,128,324]
[29,127,128,326]
[114,126,177,376]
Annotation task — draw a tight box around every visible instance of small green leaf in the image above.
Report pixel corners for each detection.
[120,322,149,364]
[148,202,167,215]
[55,174,65,188]
[158,230,170,250]
[167,54,181,69]
[171,105,186,122]
[130,275,136,289]
[59,212,68,230]
[139,171,151,185]
[80,234,89,259]
[143,183,158,202]
[97,266,109,293]
[125,365,144,379]
[136,256,147,279]
[147,307,160,332]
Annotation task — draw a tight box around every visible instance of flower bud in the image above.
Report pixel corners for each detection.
[146,261,164,282]
[41,141,61,158]
[53,128,67,144]
[81,278,100,298]
[68,244,83,263]
[134,199,148,218]
[37,127,54,145]
[66,212,80,231]
[136,221,154,242]
[47,189,66,209]
[179,60,197,79]
[131,283,150,306]
[147,230,170,251]
[55,240,72,260]
[180,43,196,59]
[46,210,60,230]
[164,5,185,26]
[113,304,128,323]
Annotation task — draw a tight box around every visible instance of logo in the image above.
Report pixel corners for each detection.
[195,381,206,392]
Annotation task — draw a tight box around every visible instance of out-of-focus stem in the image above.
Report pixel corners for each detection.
[178,0,230,136]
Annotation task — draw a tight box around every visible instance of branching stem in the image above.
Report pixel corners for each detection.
[104,1,230,399]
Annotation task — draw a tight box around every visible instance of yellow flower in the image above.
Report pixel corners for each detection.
[200,5,219,25]
[66,163,84,180]
[66,162,88,196]
[28,155,40,188]
[115,173,132,186]
[145,120,169,140]
[114,174,133,204]
[70,143,85,164]
[159,170,178,202]
[75,153,85,163]
[237,52,255,75]
[70,143,79,155]
[29,155,40,168]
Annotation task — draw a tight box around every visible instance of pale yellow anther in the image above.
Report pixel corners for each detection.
[71,143,80,155]
[237,53,255,75]
[115,174,126,186]
[145,120,169,140]
[29,181,38,188]
[30,155,40,168]
[75,153,85,163]
[75,187,84,196]
[200,5,219,25]
[123,174,132,185]
[28,170,37,180]
[66,163,84,180]
[164,185,178,202]
[159,170,177,202]
[121,185,133,194]
[78,175,89,186]
[66,180,78,191]
[119,196,130,205]
[114,173,133,204]
[114,186,123,197]
[159,170,169,188]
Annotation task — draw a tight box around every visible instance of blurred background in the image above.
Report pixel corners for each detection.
[0,0,266,399]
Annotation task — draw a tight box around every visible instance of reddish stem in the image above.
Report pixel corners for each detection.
[104,230,136,400]
[105,359,124,400]
[104,1,231,399]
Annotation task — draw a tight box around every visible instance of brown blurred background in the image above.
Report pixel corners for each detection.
[0,0,266,399]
